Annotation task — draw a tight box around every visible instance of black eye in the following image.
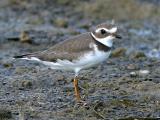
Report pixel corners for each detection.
[100,29,106,34]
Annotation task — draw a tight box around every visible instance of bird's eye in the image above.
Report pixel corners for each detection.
[100,29,106,35]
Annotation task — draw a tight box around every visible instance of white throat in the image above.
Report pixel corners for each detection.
[91,32,113,47]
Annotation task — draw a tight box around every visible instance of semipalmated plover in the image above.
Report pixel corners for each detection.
[14,23,122,102]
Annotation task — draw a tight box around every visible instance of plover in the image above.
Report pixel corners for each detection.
[14,23,122,102]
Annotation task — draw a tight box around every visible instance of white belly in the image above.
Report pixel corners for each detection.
[40,50,111,72]
[74,51,111,70]
[21,50,111,73]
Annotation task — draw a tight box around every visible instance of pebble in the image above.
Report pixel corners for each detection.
[20,31,32,43]
[130,70,150,77]
[12,79,32,90]
[130,71,137,77]
[21,80,32,89]
[0,109,12,119]
[54,18,68,28]
[127,64,137,70]
[2,63,13,68]
[111,47,126,58]
[139,70,150,76]
[130,51,146,59]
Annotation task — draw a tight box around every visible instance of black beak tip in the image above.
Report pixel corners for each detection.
[116,35,122,39]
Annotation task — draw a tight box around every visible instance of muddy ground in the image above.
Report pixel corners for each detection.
[0,0,160,120]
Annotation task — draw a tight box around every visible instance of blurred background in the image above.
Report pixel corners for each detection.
[0,0,160,120]
[0,0,160,57]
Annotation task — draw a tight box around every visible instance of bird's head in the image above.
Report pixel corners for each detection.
[91,23,122,47]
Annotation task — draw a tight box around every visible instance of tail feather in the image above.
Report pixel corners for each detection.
[14,55,26,58]
[13,53,33,59]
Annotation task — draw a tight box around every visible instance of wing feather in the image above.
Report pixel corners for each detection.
[14,32,95,62]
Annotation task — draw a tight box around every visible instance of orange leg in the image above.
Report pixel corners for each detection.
[73,77,81,102]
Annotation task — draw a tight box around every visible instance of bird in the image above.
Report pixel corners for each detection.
[14,23,122,102]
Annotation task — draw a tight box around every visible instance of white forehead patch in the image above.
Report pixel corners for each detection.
[109,27,117,33]
[95,27,117,33]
